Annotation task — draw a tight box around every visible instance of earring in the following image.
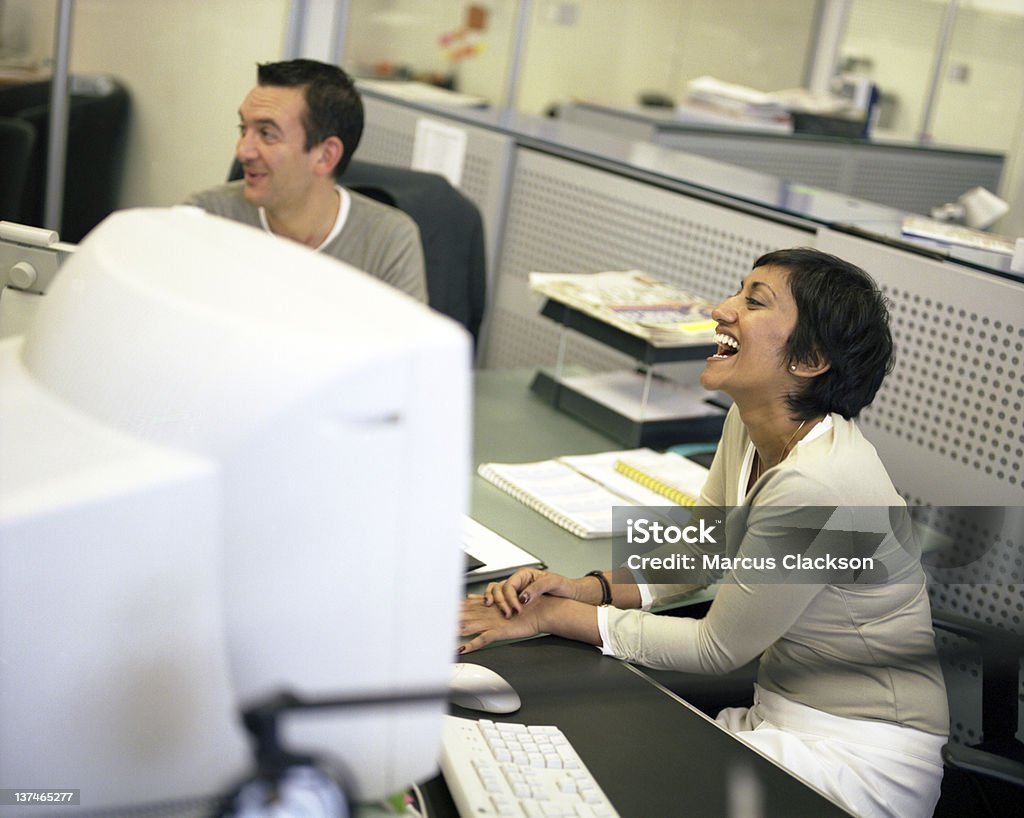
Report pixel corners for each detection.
[789,364,797,371]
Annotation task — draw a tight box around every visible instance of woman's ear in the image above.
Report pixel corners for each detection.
[789,354,830,378]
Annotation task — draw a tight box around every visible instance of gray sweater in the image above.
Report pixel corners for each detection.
[184,181,427,303]
[607,406,949,736]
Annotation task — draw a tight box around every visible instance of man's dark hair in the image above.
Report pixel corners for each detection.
[257,59,363,179]
[753,247,894,420]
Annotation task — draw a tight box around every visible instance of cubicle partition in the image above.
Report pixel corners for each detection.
[481,147,811,372]
[357,89,1023,748]
[560,101,1005,216]
[357,93,514,293]
[652,130,1005,217]
[816,229,1023,509]
[817,229,1024,746]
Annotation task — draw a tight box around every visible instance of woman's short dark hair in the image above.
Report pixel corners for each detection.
[753,247,894,420]
[257,59,363,179]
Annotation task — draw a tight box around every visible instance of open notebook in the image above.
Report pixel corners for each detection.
[462,516,544,582]
[477,449,708,538]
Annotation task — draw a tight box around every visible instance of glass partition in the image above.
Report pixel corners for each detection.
[343,0,519,105]
[931,1,1024,152]
[516,0,817,116]
[839,0,1024,154]
[343,0,818,115]
[840,0,947,140]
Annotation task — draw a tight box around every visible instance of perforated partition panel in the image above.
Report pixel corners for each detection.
[356,94,514,284]
[480,148,812,371]
[815,229,1024,745]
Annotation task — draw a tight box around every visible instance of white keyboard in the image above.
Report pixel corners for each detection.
[440,715,621,818]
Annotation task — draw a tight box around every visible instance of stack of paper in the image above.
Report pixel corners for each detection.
[529,270,716,347]
[684,76,791,126]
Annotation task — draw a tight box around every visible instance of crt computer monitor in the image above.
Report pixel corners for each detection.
[0,220,76,338]
[0,207,471,813]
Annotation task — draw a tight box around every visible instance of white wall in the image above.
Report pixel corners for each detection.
[3,0,1021,233]
[3,0,289,209]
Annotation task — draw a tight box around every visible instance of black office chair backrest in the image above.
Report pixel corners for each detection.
[931,609,1024,816]
[226,158,487,344]
[0,117,35,221]
[343,160,486,345]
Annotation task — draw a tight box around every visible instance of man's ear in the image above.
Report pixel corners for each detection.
[314,136,343,178]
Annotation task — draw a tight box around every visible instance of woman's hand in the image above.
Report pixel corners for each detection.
[482,568,584,618]
[459,593,544,654]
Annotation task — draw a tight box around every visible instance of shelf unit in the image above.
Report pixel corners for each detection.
[529,299,726,447]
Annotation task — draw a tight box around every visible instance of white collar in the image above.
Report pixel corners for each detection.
[258,185,350,250]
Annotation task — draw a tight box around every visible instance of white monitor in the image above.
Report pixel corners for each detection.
[0,207,471,813]
[0,220,76,338]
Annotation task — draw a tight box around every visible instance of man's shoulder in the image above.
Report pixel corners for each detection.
[183,181,257,222]
[345,188,419,237]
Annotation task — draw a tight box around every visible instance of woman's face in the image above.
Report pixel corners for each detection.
[700,264,799,405]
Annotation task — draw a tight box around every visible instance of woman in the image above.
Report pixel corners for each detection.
[460,248,949,818]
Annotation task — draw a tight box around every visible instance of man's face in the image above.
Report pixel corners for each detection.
[235,84,322,214]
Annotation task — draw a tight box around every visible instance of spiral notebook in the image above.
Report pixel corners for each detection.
[613,449,709,506]
[476,450,682,539]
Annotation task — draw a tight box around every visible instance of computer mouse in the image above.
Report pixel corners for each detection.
[449,662,521,714]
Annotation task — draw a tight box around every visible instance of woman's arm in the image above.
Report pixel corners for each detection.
[482,568,643,618]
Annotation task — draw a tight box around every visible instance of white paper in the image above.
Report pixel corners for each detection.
[462,516,543,581]
[412,118,467,188]
[560,370,725,423]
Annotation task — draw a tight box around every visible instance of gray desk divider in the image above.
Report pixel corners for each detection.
[480,147,811,371]
[815,228,1024,747]
[651,130,1004,217]
[815,229,1023,508]
[354,90,1022,750]
[560,102,1005,216]
[357,93,515,302]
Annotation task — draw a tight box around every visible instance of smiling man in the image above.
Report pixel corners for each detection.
[185,59,426,302]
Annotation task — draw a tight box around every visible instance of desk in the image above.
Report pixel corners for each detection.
[441,370,852,816]
[470,368,621,580]
[425,638,851,817]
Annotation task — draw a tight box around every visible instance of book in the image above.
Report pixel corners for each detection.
[612,449,711,507]
[528,270,716,347]
[477,449,689,539]
[462,516,544,582]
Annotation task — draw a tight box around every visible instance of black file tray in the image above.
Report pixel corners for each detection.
[536,299,713,364]
[530,299,724,448]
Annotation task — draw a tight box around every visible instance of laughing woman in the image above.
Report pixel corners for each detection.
[460,248,948,818]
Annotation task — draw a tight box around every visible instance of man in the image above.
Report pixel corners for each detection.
[186,59,427,302]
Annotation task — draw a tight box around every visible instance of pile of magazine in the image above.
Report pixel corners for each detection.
[529,270,716,347]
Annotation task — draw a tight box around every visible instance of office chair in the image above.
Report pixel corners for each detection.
[932,610,1024,817]
[0,117,35,221]
[227,158,487,345]
[0,76,131,242]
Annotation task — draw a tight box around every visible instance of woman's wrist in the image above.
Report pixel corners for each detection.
[586,570,612,605]
[534,594,604,646]
[575,571,610,606]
